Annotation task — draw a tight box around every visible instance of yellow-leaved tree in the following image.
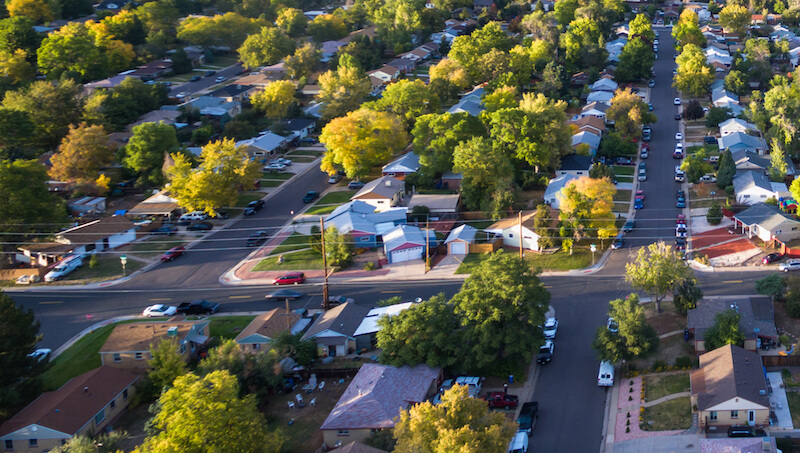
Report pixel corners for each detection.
[557,176,617,245]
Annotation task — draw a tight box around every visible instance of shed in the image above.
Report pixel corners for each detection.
[444,224,477,255]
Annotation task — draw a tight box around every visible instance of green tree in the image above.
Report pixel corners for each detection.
[716,149,736,188]
[0,16,41,56]
[7,0,52,23]
[140,371,283,453]
[197,339,282,397]
[589,162,615,180]
[451,251,551,375]
[704,309,745,351]
[147,338,187,391]
[615,37,654,83]
[276,8,306,37]
[237,26,294,69]
[453,136,514,213]
[123,122,179,188]
[251,80,296,119]
[625,241,694,312]
[0,108,34,159]
[377,293,463,369]
[628,13,655,41]
[673,278,703,315]
[393,384,517,453]
[554,0,579,28]
[536,60,564,98]
[306,14,348,42]
[606,88,657,139]
[317,64,370,121]
[85,77,168,131]
[684,99,705,121]
[37,22,106,81]
[707,202,723,225]
[3,79,80,150]
[177,13,263,49]
[448,22,513,82]
[770,139,789,182]
[167,139,261,216]
[598,131,636,158]
[412,112,487,175]
[0,291,43,418]
[270,331,317,367]
[49,123,113,184]
[168,47,191,74]
[674,43,714,96]
[592,294,659,364]
[51,432,128,453]
[222,120,255,141]
[672,9,705,49]
[756,274,786,301]
[724,70,748,95]
[719,3,751,36]
[322,225,354,267]
[704,107,734,128]
[320,108,408,179]
[284,42,319,80]
[532,204,554,249]
[364,79,439,128]
[335,35,383,72]
[0,160,65,236]
[560,18,607,69]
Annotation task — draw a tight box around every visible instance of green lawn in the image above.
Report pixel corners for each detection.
[270,232,313,255]
[614,190,632,202]
[235,192,263,207]
[613,165,635,175]
[288,150,324,156]
[786,391,800,428]
[42,323,118,390]
[252,249,323,271]
[304,191,354,215]
[286,156,317,163]
[644,372,690,402]
[456,249,593,274]
[211,56,239,67]
[259,180,285,187]
[126,238,186,258]
[57,256,145,283]
[261,172,294,180]
[208,316,255,340]
[304,204,339,215]
[641,397,692,431]
[613,202,630,212]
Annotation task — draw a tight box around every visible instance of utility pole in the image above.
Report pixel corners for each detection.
[425,215,430,273]
[285,298,291,330]
[320,218,330,309]
[519,211,523,261]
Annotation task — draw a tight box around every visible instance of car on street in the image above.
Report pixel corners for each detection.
[15,274,40,285]
[673,149,683,159]
[763,253,783,264]
[674,97,681,105]
[637,168,646,181]
[648,79,655,87]
[328,174,342,184]
[537,340,554,364]
[517,401,539,435]
[247,200,265,211]
[607,317,619,333]
[209,210,228,219]
[303,191,319,203]
[675,132,683,140]
[677,214,686,224]
[204,70,216,77]
[161,246,186,262]
[675,238,687,250]
[190,75,201,82]
[324,295,355,308]
[677,189,685,200]
[273,271,305,285]
[611,237,624,249]
[28,348,51,363]
[543,317,558,339]
[177,299,220,314]
[186,222,213,231]
[642,132,651,142]
[642,126,652,135]
[648,103,653,111]
[245,231,268,247]
[151,226,178,235]
[676,224,687,238]
[482,392,519,410]
[143,304,177,317]
[675,170,685,182]
[348,180,366,190]
[265,289,304,299]
[244,207,257,215]
[675,113,682,120]
[623,220,635,233]
[215,76,226,83]
[635,190,644,201]
[634,198,643,209]
[508,431,529,453]
[780,259,800,272]
[640,148,648,159]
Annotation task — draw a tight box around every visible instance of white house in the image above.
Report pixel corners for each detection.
[351,176,404,212]
[581,102,609,119]
[733,202,800,243]
[719,118,757,136]
[589,77,618,92]
[712,90,739,107]
[733,171,784,205]
[238,132,288,157]
[544,174,580,209]
[353,302,416,350]
[485,211,540,251]
[558,154,593,178]
[586,91,614,105]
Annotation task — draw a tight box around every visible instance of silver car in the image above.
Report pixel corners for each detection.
[780,259,800,272]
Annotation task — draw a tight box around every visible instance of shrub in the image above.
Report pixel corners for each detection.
[363,261,377,271]
[780,334,791,347]
[89,254,99,268]
[787,293,800,318]
[707,202,723,225]
[694,254,710,265]
[675,356,693,369]
[653,360,667,371]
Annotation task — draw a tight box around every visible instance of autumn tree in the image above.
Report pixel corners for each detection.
[306,14,348,42]
[7,0,52,23]
[167,139,261,216]
[592,294,658,364]
[147,338,187,391]
[237,26,294,69]
[453,136,514,215]
[37,23,107,81]
[393,385,517,453]
[428,58,470,92]
[672,9,705,50]
[674,43,714,96]
[606,88,657,139]
[364,79,440,128]
[284,42,319,80]
[317,63,370,121]
[276,8,307,37]
[122,122,179,187]
[49,123,113,184]
[320,108,408,179]
[251,80,296,119]
[719,3,751,36]
[557,176,617,244]
[625,241,694,312]
[0,49,33,83]
[177,13,263,49]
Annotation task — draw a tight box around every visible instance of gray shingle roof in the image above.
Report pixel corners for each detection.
[302,302,370,340]
[733,170,772,194]
[734,202,800,231]
[352,176,403,200]
[692,344,769,411]
[687,297,776,341]
[560,154,593,171]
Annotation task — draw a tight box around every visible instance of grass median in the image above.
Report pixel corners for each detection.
[456,249,593,274]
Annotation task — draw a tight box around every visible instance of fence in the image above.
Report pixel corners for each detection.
[762,355,800,367]
[469,239,502,254]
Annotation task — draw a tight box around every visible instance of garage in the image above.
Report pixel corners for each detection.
[449,241,467,255]
[444,224,476,255]
[389,246,423,263]
[383,225,437,264]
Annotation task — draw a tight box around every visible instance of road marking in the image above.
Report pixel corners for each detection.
[39,301,63,304]
[723,280,743,284]
[149,298,171,301]
[228,295,250,299]
[380,291,403,294]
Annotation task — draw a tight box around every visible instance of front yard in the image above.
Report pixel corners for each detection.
[644,372,690,402]
[456,248,593,274]
[304,191,355,215]
[57,256,145,283]
[641,397,692,431]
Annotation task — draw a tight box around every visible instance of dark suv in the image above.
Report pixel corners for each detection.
[247,200,265,211]
[245,231,268,247]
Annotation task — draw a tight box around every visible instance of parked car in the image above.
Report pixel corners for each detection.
[28,348,51,363]
[15,274,40,285]
[674,97,681,105]
[215,76,226,83]
[151,226,178,235]
[615,157,633,165]
[204,70,216,77]
[209,210,229,219]
[508,431,529,453]
[517,401,539,435]
[623,220,635,233]
[263,163,286,172]
[303,191,319,203]
[637,168,646,182]
[179,211,208,222]
[598,361,614,387]
[648,103,653,111]
[177,299,219,314]
[676,224,687,238]
[454,376,482,397]
[640,148,648,159]
[677,214,686,224]
[273,271,305,285]
[635,190,645,200]
[674,113,682,120]
[190,75,201,82]
[245,231,268,247]
[780,259,800,272]
[186,222,213,231]
[161,246,186,262]
[676,190,685,201]
[648,79,655,87]
[642,133,651,142]
[482,392,519,410]
[324,295,354,308]
[143,304,177,317]
[348,180,366,190]
[44,255,83,282]
[673,149,684,159]
[763,253,784,264]
[607,317,619,333]
[247,200,265,211]
[328,174,342,184]
[543,317,558,339]
[634,198,643,209]
[675,132,683,140]
[265,289,304,299]
[537,340,554,364]
[704,136,718,145]
[611,237,624,249]
[243,207,256,216]
[675,238,687,250]
[699,174,717,183]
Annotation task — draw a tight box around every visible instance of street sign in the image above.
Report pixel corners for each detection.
[120,255,127,265]
[590,244,597,252]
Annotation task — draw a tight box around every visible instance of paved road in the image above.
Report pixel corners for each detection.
[167,63,245,97]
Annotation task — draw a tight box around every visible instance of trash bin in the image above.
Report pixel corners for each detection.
[509,375,514,384]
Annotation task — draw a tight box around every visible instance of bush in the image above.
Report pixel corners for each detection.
[707,202,723,225]
[363,261,376,271]
[675,356,693,369]
[787,293,800,318]
[89,254,99,268]
[694,254,710,265]
[653,360,667,371]
[780,334,791,346]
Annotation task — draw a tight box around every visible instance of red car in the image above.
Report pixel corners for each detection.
[161,246,185,262]
[273,272,305,285]
[482,392,519,410]
[676,214,686,225]
[635,190,645,201]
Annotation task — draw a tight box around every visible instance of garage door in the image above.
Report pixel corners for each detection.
[391,247,423,263]
[450,242,467,255]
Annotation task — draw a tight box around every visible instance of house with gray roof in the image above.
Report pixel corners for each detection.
[321,363,440,447]
[208,84,256,102]
[580,101,609,120]
[691,344,770,431]
[324,200,407,249]
[733,170,785,205]
[351,176,404,212]
[732,150,795,175]
[406,194,460,215]
[238,132,288,157]
[720,118,757,136]
[687,297,777,354]
[589,77,618,92]
[285,118,315,140]
[382,224,437,263]
[733,202,800,243]
[712,89,739,106]
[586,90,614,105]
[302,302,370,358]
[167,96,240,119]
[716,101,745,117]
[719,132,768,154]
[444,224,477,255]
[571,131,601,154]
[544,174,580,209]
[382,152,420,179]
[558,154,593,178]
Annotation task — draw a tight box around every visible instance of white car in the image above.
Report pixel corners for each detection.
[28,348,51,363]
[674,98,682,105]
[607,317,619,333]
[15,274,40,285]
[780,260,800,272]
[543,317,558,339]
[263,163,286,172]
[654,39,659,45]
[675,143,683,151]
[215,76,226,83]
[143,304,177,317]
[675,132,683,140]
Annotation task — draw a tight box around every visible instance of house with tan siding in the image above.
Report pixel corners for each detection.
[99,320,210,370]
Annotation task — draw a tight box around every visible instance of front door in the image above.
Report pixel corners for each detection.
[747,410,756,426]
[328,345,336,357]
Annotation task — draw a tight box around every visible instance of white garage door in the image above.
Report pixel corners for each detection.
[450,242,467,255]
[391,247,423,263]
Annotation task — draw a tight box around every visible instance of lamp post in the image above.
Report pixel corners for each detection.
[120,254,127,277]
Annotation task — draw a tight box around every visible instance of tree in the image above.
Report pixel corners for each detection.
[716,149,736,188]
[592,294,658,364]
[756,274,786,301]
[429,58,470,92]
[364,79,439,128]
[725,70,748,95]
[615,37,654,83]
[306,14,348,42]
[0,16,41,56]
[7,0,52,22]
[317,64,370,121]
[554,0,579,28]
[270,331,317,367]
[673,279,703,315]
[719,3,751,36]
[86,77,168,132]
[147,338,187,391]
[684,99,705,121]
[589,162,615,181]
[377,293,463,369]
[177,13,263,49]
[49,123,113,184]
[197,339,282,397]
[167,139,261,216]
[448,22,513,82]
[674,44,714,97]
[123,122,179,187]
[222,120,255,141]
[335,35,383,72]
[251,80,296,119]
[625,241,695,312]
[0,159,65,236]
[276,8,307,37]
[140,371,284,453]
[451,251,550,375]
[597,131,636,158]
[323,225,354,267]
[770,139,789,182]
[557,176,617,244]
[704,309,745,351]
[628,13,655,42]
[536,60,564,98]
[320,109,408,179]
[0,108,34,159]
[37,23,107,81]
[520,10,559,45]
[560,18,607,70]
[0,48,34,83]
[672,9,705,49]
[532,204,554,249]
[237,27,294,69]
[283,42,319,80]
[606,88,657,139]
[453,136,514,214]
[412,112,487,175]
[51,432,127,453]
[0,291,43,418]
[704,107,734,128]
[168,47,191,74]
[393,385,517,453]
[707,202,723,225]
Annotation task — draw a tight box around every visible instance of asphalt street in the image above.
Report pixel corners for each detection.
[167,63,245,97]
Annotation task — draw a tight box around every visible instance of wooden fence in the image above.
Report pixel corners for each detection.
[469,239,502,254]
[762,355,800,367]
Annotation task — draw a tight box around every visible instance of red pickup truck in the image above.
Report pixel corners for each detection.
[482,392,519,410]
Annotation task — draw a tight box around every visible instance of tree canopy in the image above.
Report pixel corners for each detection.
[2,79,81,149]
[625,241,694,312]
[123,122,179,188]
[317,63,371,121]
[606,88,656,139]
[364,79,440,128]
[672,9,705,50]
[412,112,487,175]
[0,290,43,418]
[674,43,714,96]
[704,309,745,351]
[49,123,113,184]
[251,80,297,119]
[237,26,295,69]
[592,294,658,364]
[0,159,65,235]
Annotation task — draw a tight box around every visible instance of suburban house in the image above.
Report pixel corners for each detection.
[351,176,404,212]
[238,132,289,158]
[720,118,758,136]
[331,442,389,453]
[382,224,437,264]
[320,363,441,447]
[544,174,580,209]
[586,90,614,105]
[386,58,416,73]
[485,211,540,251]
[208,84,256,103]
[321,40,347,62]
[571,131,601,154]
[18,216,137,267]
[172,96,241,120]
[302,302,370,358]
[68,197,106,216]
[324,201,407,249]
[712,89,739,107]
[732,150,796,176]
[367,65,400,83]
[447,87,485,116]
[99,320,210,369]
[733,202,800,243]
[568,116,606,136]
[130,59,172,81]
[580,101,609,120]
[285,118,316,140]
[382,152,420,179]
[719,132,769,154]
[473,0,493,12]
[558,154,593,177]
[235,308,311,353]
[444,224,477,255]
[733,171,788,205]
[440,172,463,191]
[406,194,460,216]
[0,367,139,453]
[126,189,181,219]
[691,344,770,432]
[589,76,618,92]
[687,297,777,354]
[353,302,416,351]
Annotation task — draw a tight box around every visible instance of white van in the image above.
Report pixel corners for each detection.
[507,431,529,453]
[44,255,83,282]
[179,211,207,222]
[598,361,614,387]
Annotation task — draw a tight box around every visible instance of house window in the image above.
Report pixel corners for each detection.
[5,439,12,450]
[113,353,121,362]
[110,398,116,409]
[387,172,395,176]
[135,352,143,360]
[508,233,514,238]
[577,172,583,175]
[253,344,260,350]
[377,200,385,204]
[743,194,750,198]
[28,439,36,448]
[360,236,370,242]
[761,195,767,198]
[709,411,717,421]
[337,430,349,436]
[179,344,186,354]
[122,389,128,400]
[94,409,105,425]
[731,410,739,419]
